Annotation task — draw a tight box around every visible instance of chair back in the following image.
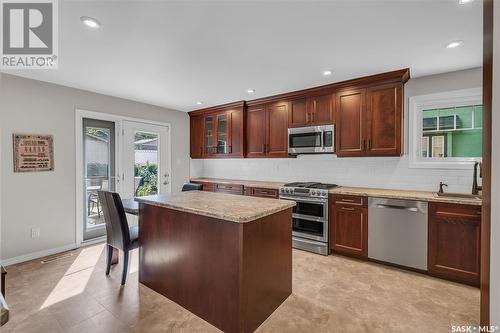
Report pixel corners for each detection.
[182,183,203,191]
[98,191,131,251]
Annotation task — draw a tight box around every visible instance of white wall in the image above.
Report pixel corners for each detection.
[0,73,190,263]
[489,1,499,326]
[192,68,482,193]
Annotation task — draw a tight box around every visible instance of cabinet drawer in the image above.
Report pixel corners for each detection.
[249,187,278,199]
[215,183,244,195]
[333,195,366,207]
[191,181,215,192]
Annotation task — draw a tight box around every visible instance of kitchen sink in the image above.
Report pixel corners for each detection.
[433,192,482,200]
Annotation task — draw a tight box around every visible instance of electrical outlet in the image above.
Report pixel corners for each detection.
[31,227,40,238]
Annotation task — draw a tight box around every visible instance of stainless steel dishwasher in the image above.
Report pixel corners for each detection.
[368,198,428,270]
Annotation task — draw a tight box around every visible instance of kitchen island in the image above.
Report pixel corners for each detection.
[135,191,295,333]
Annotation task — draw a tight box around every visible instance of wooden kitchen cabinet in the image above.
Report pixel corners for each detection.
[190,181,216,192]
[336,83,403,157]
[245,187,279,199]
[289,94,335,128]
[329,195,368,259]
[428,202,481,286]
[190,115,204,158]
[245,101,289,158]
[189,101,245,159]
[335,89,366,156]
[365,83,403,156]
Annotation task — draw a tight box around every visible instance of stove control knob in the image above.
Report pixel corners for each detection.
[312,190,317,196]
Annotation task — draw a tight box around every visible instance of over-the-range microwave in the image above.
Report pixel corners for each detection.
[288,125,335,155]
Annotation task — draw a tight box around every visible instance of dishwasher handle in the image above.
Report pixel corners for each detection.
[375,204,419,212]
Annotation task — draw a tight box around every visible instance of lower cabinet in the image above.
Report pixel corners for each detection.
[245,187,279,199]
[329,195,368,259]
[214,183,244,195]
[190,181,215,192]
[428,202,481,286]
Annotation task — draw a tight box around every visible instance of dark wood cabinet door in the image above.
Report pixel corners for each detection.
[365,83,403,156]
[288,98,308,128]
[266,102,289,157]
[428,203,481,286]
[336,89,366,157]
[245,105,267,157]
[330,197,368,259]
[308,94,335,125]
[190,115,204,158]
[228,108,244,157]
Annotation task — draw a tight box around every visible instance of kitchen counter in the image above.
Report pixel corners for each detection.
[135,191,295,223]
[329,187,482,206]
[191,177,284,189]
[190,177,482,206]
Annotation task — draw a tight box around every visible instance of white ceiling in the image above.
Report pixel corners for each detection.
[3,0,482,112]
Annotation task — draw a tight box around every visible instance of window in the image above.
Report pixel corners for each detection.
[409,88,482,169]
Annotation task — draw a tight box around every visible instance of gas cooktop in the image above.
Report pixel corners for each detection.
[282,182,338,190]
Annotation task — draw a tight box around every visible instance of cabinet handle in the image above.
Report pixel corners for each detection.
[363,140,366,151]
[341,199,355,202]
[228,145,232,154]
[340,207,355,211]
[368,139,372,151]
[262,143,266,154]
[200,147,203,155]
[306,112,309,124]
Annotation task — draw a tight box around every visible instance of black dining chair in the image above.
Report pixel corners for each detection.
[182,183,203,191]
[98,191,139,285]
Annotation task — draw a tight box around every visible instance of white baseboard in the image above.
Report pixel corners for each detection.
[1,243,78,267]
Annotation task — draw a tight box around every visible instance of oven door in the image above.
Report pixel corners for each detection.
[292,216,328,242]
[281,196,328,242]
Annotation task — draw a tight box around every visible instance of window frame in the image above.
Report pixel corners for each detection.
[408,88,483,169]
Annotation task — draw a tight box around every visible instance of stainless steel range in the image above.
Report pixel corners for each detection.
[279,182,338,255]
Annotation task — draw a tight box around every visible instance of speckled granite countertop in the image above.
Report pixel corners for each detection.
[190,178,482,206]
[192,177,284,189]
[329,187,482,206]
[135,191,295,223]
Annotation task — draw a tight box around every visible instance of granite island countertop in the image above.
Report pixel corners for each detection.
[135,191,296,223]
[190,178,482,206]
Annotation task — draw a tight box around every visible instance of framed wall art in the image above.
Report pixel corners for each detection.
[13,134,54,172]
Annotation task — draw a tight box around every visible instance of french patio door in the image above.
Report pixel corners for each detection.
[82,118,117,241]
[121,121,171,201]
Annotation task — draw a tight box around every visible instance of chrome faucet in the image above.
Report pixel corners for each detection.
[438,182,448,194]
[472,162,483,195]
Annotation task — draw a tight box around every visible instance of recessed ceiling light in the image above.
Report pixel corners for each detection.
[80,16,101,29]
[323,70,332,76]
[459,0,475,4]
[196,101,204,105]
[247,89,256,94]
[446,40,463,49]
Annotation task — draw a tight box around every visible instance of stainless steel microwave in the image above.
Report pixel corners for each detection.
[288,125,335,154]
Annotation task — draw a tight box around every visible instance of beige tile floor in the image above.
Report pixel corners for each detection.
[2,243,479,333]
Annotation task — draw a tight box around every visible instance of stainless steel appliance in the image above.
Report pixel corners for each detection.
[368,198,428,270]
[279,182,338,255]
[288,125,335,155]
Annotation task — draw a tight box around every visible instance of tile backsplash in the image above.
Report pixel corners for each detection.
[190,154,477,193]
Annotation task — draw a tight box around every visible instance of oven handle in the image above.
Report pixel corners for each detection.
[292,213,327,223]
[279,196,327,204]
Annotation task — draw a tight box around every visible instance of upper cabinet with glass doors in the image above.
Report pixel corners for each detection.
[189,101,245,158]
